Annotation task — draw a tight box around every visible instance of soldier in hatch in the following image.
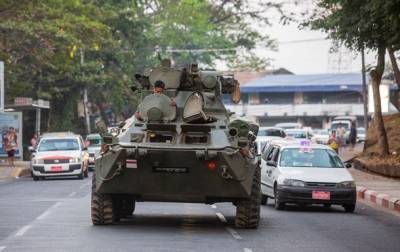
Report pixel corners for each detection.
[135,80,176,120]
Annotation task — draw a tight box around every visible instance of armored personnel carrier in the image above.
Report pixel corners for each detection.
[91,62,261,228]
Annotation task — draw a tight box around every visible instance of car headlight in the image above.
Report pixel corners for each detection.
[337,181,356,188]
[69,158,81,163]
[282,179,305,187]
[32,159,44,165]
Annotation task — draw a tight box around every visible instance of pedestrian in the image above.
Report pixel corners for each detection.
[328,130,339,154]
[349,121,357,151]
[30,133,38,150]
[337,125,345,151]
[4,127,18,167]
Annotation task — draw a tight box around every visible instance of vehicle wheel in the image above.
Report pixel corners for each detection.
[33,176,39,181]
[235,166,261,229]
[91,173,117,225]
[343,203,355,213]
[323,204,331,208]
[274,186,285,210]
[261,195,268,205]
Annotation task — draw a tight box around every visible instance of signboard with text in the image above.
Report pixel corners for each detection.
[0,112,23,158]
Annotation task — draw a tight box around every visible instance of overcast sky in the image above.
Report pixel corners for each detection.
[218,0,377,75]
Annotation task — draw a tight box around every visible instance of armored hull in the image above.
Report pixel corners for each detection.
[91,64,261,228]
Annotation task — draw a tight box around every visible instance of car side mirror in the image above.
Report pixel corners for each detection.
[345,163,352,168]
[266,160,277,167]
[83,147,88,151]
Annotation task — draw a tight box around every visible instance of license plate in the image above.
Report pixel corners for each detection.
[312,191,331,200]
[51,166,62,172]
[153,167,188,173]
[126,159,137,169]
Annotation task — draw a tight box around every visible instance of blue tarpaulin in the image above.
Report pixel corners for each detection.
[241,73,367,93]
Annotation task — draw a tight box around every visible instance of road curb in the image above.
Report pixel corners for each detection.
[11,167,31,178]
[357,186,400,213]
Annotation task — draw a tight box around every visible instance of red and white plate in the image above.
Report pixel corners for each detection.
[312,191,331,200]
[51,166,62,172]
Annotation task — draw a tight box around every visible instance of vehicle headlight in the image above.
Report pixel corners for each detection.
[282,179,305,187]
[337,181,356,189]
[69,158,80,163]
[32,159,44,165]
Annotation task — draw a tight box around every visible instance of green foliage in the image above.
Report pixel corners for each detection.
[305,0,400,52]
[1,0,280,133]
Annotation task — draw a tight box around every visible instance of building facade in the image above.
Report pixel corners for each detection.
[225,73,384,128]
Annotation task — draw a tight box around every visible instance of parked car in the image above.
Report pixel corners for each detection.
[85,133,102,170]
[31,132,89,180]
[260,141,356,212]
[256,127,286,154]
[313,129,330,144]
[357,127,366,142]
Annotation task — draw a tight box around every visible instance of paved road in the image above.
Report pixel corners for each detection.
[0,174,399,252]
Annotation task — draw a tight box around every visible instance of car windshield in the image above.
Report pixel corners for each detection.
[331,123,349,130]
[87,138,101,146]
[258,129,284,137]
[286,131,307,139]
[280,148,344,168]
[38,138,80,152]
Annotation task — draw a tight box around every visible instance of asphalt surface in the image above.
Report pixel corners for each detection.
[0,174,399,252]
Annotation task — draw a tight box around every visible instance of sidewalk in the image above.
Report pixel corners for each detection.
[339,144,400,213]
[0,160,31,181]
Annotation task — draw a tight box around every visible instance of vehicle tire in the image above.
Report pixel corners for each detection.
[33,176,39,181]
[343,203,355,213]
[235,166,261,229]
[323,204,331,208]
[91,173,117,225]
[261,195,268,205]
[274,186,285,210]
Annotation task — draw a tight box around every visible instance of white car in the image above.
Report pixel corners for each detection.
[31,132,89,180]
[256,127,286,154]
[285,129,315,143]
[314,129,330,144]
[260,142,356,212]
[357,127,366,142]
[85,133,102,169]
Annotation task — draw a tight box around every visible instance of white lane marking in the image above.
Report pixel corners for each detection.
[216,212,227,223]
[69,192,77,197]
[211,204,217,209]
[226,227,242,240]
[36,202,61,221]
[0,246,6,251]
[15,225,31,237]
[243,248,253,252]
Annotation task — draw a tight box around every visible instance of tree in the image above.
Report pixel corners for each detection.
[306,0,390,156]
[1,0,283,133]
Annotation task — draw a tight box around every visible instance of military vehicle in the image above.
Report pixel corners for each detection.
[91,62,261,228]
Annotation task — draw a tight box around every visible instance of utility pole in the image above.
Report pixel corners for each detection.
[80,48,91,134]
[361,47,369,131]
[0,61,4,112]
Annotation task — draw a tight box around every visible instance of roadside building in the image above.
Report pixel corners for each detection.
[225,73,397,128]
